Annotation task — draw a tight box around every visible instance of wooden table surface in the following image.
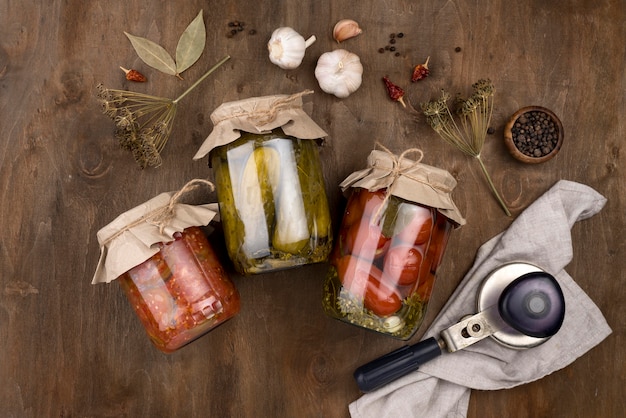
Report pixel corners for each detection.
[1,1,624,417]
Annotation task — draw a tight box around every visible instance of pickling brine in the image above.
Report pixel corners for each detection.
[323,187,453,340]
[119,227,240,353]
[211,129,332,274]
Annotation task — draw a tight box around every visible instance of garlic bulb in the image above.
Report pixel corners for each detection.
[333,19,362,43]
[314,49,363,98]
[268,27,316,70]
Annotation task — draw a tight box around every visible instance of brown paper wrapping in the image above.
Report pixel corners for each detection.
[340,149,466,226]
[193,90,328,160]
[92,180,219,284]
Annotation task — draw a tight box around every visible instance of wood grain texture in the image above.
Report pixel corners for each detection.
[0,0,624,417]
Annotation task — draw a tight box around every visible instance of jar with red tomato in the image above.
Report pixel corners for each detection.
[322,149,465,339]
[92,180,240,353]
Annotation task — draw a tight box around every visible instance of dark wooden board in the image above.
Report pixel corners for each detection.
[1,1,624,416]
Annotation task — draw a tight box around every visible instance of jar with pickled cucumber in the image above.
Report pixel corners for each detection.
[194,92,332,274]
[322,148,466,339]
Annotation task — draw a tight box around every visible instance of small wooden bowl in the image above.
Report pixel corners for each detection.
[504,106,564,164]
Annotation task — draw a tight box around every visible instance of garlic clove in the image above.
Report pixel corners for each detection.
[333,19,363,43]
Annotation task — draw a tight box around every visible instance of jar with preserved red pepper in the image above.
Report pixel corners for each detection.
[92,180,240,353]
[193,91,332,275]
[322,147,465,339]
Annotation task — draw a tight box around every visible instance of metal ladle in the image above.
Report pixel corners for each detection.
[354,263,566,393]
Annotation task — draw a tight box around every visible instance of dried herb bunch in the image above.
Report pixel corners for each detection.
[421,79,511,216]
[97,55,230,169]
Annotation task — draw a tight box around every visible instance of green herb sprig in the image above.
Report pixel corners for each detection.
[97,55,230,169]
[421,79,511,216]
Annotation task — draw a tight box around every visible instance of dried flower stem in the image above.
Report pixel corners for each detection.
[476,155,511,217]
[421,80,511,216]
[97,55,230,168]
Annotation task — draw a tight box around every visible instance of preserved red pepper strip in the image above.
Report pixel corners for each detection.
[382,76,406,108]
[411,56,430,82]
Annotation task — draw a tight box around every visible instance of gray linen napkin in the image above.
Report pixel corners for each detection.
[349,180,612,418]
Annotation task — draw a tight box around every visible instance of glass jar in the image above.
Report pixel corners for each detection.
[321,147,465,340]
[118,226,240,353]
[211,128,332,274]
[323,188,454,339]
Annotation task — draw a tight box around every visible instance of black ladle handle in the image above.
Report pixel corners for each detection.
[354,337,442,393]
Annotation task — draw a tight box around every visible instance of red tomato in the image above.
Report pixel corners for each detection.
[396,207,433,246]
[342,192,365,227]
[335,254,371,290]
[336,255,402,317]
[344,220,391,260]
[359,189,387,218]
[382,245,423,286]
[363,272,403,316]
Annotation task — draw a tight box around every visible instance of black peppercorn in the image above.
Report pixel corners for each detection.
[511,110,559,158]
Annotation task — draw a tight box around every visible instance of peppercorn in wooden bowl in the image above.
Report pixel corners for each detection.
[504,106,564,164]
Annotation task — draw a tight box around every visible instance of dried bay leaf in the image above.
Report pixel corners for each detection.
[175,10,206,75]
[124,32,177,76]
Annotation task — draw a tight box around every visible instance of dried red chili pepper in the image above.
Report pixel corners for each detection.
[411,56,430,82]
[382,76,406,107]
[120,66,147,82]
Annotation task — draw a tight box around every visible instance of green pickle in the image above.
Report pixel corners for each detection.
[211,129,332,274]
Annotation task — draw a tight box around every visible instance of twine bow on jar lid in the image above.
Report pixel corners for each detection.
[147,179,215,234]
[367,143,425,223]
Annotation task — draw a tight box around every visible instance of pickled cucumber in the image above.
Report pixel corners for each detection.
[230,142,272,259]
[266,138,310,254]
[296,140,332,241]
[212,154,246,263]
